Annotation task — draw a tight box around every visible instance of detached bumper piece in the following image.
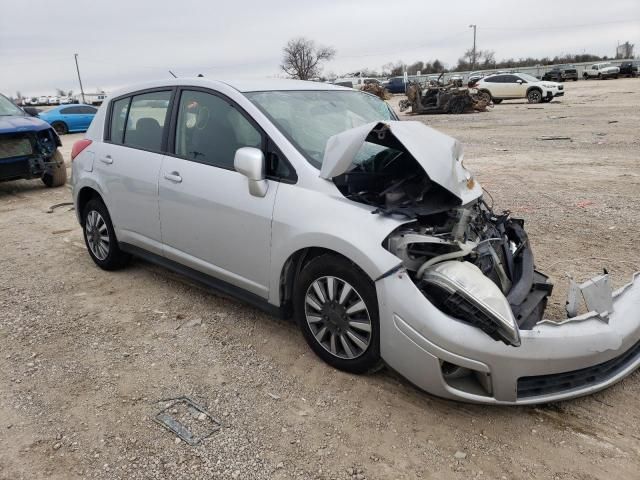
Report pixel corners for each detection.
[518,339,640,398]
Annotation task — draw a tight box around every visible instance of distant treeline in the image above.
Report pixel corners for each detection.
[361,52,611,77]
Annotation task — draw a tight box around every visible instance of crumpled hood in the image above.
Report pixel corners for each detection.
[0,115,51,135]
[319,120,482,205]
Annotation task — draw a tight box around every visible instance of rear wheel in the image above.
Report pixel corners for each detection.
[51,121,68,135]
[527,89,542,104]
[82,198,130,270]
[41,150,67,187]
[293,254,381,374]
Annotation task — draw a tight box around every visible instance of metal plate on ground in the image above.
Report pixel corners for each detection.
[154,397,221,446]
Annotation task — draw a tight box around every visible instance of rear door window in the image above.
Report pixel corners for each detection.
[123,91,171,152]
[61,106,83,114]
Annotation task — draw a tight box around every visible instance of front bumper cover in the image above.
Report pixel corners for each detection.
[377,270,640,404]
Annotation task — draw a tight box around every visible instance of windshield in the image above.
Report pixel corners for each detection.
[518,73,540,83]
[0,95,26,116]
[245,90,394,167]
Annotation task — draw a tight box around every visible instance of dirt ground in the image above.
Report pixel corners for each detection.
[1,78,639,480]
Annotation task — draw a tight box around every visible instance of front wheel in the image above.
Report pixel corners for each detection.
[527,89,542,104]
[293,254,381,374]
[41,150,67,187]
[82,198,130,270]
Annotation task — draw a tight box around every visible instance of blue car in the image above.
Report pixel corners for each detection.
[38,104,98,135]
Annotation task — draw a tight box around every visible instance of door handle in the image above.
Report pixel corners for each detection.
[164,172,182,183]
[99,155,113,164]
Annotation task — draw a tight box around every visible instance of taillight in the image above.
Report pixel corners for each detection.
[71,139,92,161]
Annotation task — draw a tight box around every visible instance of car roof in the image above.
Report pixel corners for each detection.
[108,78,351,99]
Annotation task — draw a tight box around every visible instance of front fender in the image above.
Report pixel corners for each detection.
[268,182,404,306]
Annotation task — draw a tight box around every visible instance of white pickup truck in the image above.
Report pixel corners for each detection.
[583,63,620,80]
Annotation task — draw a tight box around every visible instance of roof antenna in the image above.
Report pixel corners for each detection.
[169,70,178,78]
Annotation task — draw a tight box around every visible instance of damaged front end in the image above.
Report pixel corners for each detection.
[385,203,552,346]
[322,120,634,349]
[0,128,61,183]
[321,120,640,402]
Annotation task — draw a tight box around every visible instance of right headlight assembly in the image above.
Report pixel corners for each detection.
[419,261,521,347]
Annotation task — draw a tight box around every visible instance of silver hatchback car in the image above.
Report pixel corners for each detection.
[71,78,640,405]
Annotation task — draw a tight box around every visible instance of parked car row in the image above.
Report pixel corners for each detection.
[19,96,78,106]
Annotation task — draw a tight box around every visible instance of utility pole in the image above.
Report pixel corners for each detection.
[469,24,477,70]
[74,53,86,104]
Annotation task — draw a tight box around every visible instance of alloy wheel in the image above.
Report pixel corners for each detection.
[85,210,110,261]
[304,276,372,360]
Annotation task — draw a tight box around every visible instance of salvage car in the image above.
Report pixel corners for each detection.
[475,73,564,104]
[583,63,620,80]
[71,78,640,405]
[0,92,67,187]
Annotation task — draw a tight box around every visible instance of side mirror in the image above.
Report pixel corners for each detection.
[234,147,268,197]
[516,79,523,84]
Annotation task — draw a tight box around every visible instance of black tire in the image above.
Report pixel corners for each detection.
[492,98,503,104]
[583,73,589,80]
[81,198,130,270]
[527,89,542,104]
[41,150,67,187]
[597,73,601,79]
[573,78,578,81]
[293,254,381,374]
[51,121,68,135]
[478,90,492,103]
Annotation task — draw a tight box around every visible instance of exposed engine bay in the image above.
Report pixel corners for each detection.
[328,122,553,345]
[384,202,553,337]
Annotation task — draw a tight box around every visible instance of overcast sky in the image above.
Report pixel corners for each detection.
[2,0,639,96]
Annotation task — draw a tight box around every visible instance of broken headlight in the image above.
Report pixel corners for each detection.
[420,261,521,347]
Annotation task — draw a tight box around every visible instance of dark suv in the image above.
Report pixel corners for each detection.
[619,61,639,78]
[385,76,407,94]
[0,93,67,187]
[542,65,578,82]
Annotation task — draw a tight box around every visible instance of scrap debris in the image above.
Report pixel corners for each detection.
[399,77,491,115]
[537,135,572,141]
[154,397,221,446]
[46,202,74,213]
[361,83,391,100]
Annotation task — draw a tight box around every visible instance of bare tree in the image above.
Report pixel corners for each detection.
[281,37,336,80]
[15,91,22,100]
[56,88,66,97]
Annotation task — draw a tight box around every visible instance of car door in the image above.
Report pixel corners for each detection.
[507,75,528,97]
[158,87,278,298]
[93,89,173,255]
